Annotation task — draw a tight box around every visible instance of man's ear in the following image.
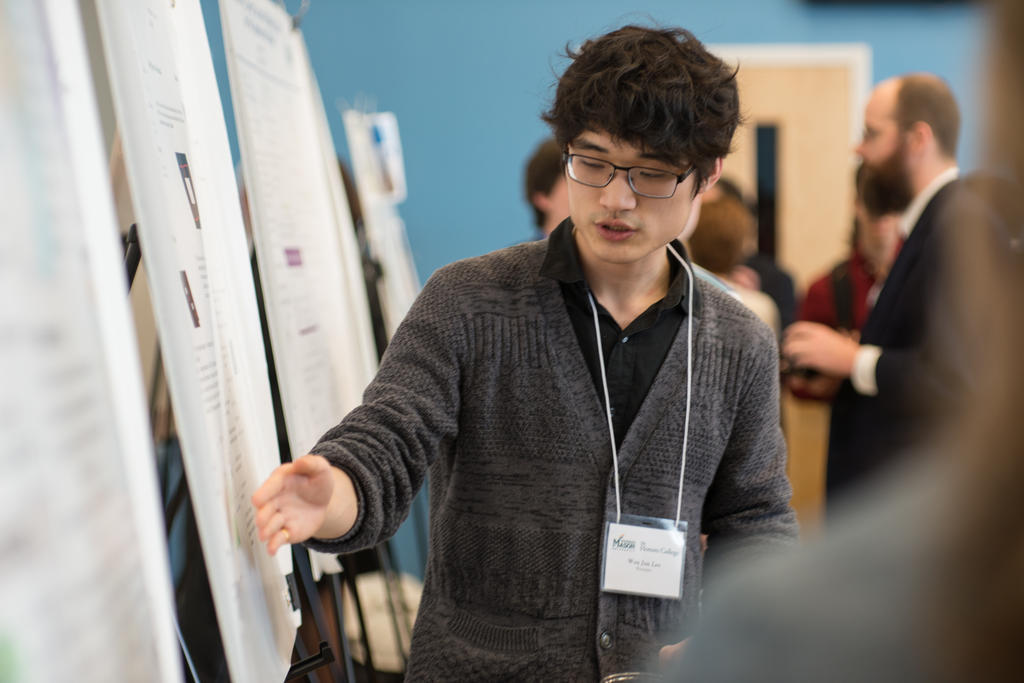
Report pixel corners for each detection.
[531,190,552,213]
[699,157,725,195]
[907,121,934,155]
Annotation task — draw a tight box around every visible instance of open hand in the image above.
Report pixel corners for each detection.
[252,455,337,555]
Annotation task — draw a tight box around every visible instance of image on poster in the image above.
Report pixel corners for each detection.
[93,0,298,680]
[0,1,181,680]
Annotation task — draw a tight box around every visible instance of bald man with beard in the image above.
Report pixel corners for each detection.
[783,74,966,500]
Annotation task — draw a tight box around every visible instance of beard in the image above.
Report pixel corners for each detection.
[864,140,915,213]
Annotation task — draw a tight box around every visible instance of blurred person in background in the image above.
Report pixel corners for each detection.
[688,195,781,337]
[783,71,965,500]
[524,137,569,239]
[787,163,903,401]
[704,177,798,328]
[671,1,1024,679]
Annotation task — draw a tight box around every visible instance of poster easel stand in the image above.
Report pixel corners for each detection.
[123,226,346,681]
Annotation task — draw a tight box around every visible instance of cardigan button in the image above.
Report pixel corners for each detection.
[599,631,613,649]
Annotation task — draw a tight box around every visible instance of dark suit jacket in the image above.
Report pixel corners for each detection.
[827,180,962,497]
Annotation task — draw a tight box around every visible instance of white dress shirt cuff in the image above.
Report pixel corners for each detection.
[850,345,882,396]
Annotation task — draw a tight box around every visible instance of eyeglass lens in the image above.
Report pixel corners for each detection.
[567,155,680,198]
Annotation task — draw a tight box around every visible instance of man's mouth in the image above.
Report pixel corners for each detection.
[598,219,637,231]
[596,219,637,241]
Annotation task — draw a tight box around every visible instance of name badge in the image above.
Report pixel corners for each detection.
[601,515,687,599]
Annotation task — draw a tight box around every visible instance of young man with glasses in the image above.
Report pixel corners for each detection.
[253,25,798,680]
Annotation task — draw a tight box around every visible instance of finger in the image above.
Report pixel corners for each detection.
[252,463,292,508]
[785,321,813,336]
[291,454,327,476]
[781,339,805,360]
[268,527,292,556]
[254,503,280,536]
[659,639,689,668]
[258,510,286,542]
[782,326,813,346]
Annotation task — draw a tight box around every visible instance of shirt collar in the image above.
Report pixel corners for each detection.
[539,219,697,315]
[900,166,959,238]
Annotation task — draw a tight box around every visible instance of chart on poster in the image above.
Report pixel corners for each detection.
[94,0,298,679]
[220,0,379,577]
[0,1,180,681]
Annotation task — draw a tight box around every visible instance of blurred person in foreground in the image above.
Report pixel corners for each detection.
[672,1,1024,679]
[783,71,966,499]
[252,25,797,680]
[787,163,903,401]
[524,137,570,239]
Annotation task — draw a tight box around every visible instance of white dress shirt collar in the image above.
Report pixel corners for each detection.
[899,166,960,238]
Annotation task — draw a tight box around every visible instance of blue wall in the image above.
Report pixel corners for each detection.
[202,0,986,282]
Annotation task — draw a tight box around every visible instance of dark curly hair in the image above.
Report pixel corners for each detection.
[542,25,741,196]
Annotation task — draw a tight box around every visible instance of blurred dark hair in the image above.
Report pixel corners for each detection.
[524,138,564,228]
[688,196,754,274]
[896,74,961,160]
[542,25,740,195]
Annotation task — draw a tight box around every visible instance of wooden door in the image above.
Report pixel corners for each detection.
[711,44,871,536]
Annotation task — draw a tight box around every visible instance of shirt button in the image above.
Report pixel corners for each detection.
[599,631,613,649]
[621,336,629,343]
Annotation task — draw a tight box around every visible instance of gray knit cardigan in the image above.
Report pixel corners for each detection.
[306,239,798,680]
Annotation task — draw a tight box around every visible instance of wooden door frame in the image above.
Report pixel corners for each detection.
[710,43,872,150]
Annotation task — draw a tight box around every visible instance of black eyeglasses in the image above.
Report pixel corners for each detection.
[563,152,695,199]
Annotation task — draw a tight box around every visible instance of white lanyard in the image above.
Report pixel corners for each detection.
[587,244,694,526]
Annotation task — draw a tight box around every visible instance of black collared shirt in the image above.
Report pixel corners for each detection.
[540,220,697,449]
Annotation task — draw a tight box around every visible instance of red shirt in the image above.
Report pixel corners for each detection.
[798,249,878,332]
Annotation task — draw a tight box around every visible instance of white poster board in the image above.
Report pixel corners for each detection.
[343,109,421,337]
[0,1,180,680]
[220,0,379,576]
[93,0,298,680]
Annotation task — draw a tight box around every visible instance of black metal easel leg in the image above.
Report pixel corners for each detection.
[330,571,358,683]
[376,544,409,669]
[341,554,379,683]
[286,641,334,682]
[288,548,347,682]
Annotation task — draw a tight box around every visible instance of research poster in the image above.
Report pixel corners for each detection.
[220,0,379,575]
[343,109,422,338]
[94,0,298,679]
[0,1,180,680]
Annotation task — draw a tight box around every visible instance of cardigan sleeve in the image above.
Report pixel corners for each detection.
[304,265,468,555]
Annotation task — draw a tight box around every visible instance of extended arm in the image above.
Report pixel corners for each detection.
[251,267,466,556]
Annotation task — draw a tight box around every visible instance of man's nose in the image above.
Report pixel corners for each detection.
[600,169,638,211]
